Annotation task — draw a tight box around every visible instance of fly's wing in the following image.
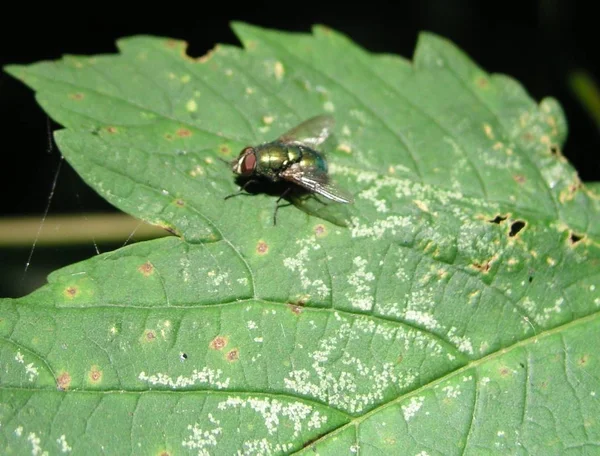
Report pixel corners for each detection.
[280,164,354,204]
[278,115,335,150]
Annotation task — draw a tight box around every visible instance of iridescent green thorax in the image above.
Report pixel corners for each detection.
[255,141,327,181]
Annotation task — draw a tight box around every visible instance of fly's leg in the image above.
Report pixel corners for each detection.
[224,180,258,200]
[273,187,292,225]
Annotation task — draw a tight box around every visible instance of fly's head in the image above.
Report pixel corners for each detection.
[232,146,257,176]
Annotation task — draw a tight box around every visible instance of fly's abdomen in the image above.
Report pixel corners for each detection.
[298,149,327,173]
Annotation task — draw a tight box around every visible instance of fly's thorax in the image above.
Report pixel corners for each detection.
[256,142,298,171]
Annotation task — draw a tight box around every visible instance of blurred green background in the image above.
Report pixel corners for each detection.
[1,0,599,297]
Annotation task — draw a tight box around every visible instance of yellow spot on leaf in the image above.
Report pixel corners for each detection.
[274,61,285,80]
[190,165,205,177]
[186,99,198,112]
[414,200,429,212]
[483,123,494,139]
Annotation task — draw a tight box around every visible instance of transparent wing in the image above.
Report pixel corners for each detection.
[278,115,335,149]
[280,164,354,204]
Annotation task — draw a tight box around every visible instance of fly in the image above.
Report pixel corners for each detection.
[225,115,353,224]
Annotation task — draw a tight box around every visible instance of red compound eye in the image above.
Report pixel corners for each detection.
[241,153,256,174]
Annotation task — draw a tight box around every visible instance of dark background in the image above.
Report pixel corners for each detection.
[1,0,599,297]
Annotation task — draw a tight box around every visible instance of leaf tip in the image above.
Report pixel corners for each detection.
[3,63,27,81]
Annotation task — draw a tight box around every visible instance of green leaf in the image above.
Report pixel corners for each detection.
[2,23,600,455]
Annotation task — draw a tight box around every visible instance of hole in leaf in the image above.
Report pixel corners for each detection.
[550,144,560,155]
[488,215,507,224]
[509,220,526,237]
[528,276,534,283]
[569,232,584,245]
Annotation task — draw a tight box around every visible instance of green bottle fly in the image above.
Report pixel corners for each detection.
[228,115,353,212]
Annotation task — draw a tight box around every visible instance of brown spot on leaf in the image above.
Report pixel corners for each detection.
[157,223,180,237]
[314,224,327,237]
[288,304,304,315]
[522,132,534,142]
[144,330,156,342]
[64,286,79,299]
[138,261,154,277]
[210,336,228,351]
[513,174,526,184]
[164,133,174,141]
[176,128,192,138]
[105,126,118,134]
[175,199,185,207]
[499,366,511,377]
[472,261,492,273]
[219,144,231,156]
[226,348,240,362]
[69,93,84,100]
[256,240,269,255]
[165,39,178,48]
[158,452,171,456]
[88,366,102,384]
[578,354,589,367]
[56,372,71,390]
[476,76,488,88]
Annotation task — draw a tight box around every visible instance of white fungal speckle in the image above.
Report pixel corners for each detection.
[217,396,326,439]
[402,396,425,421]
[447,327,474,355]
[442,384,461,399]
[57,435,72,453]
[27,432,46,456]
[138,367,230,389]
[14,351,39,382]
[182,422,222,453]
[283,237,330,299]
[346,256,375,311]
